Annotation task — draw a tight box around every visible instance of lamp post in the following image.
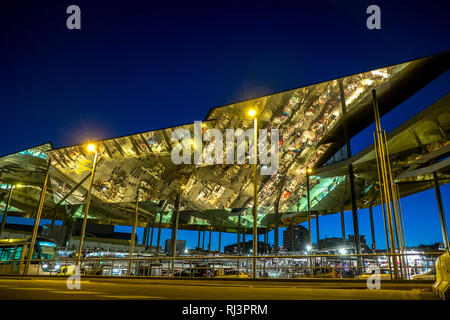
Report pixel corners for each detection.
[306,168,313,277]
[76,143,98,267]
[171,183,184,276]
[248,108,258,279]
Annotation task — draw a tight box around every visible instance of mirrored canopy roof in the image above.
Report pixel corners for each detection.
[1,52,449,233]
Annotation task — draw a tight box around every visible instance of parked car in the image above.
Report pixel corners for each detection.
[174,267,209,277]
[297,267,341,279]
[356,268,392,280]
[216,270,250,279]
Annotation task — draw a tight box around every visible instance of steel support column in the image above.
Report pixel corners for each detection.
[369,206,376,251]
[24,160,51,275]
[77,149,99,266]
[208,227,212,252]
[128,193,139,275]
[316,214,320,250]
[339,80,361,261]
[156,213,163,254]
[143,226,148,247]
[218,220,222,252]
[290,219,294,252]
[340,210,346,244]
[306,171,312,247]
[148,225,154,250]
[170,186,182,276]
[237,213,241,253]
[252,116,258,279]
[202,230,205,250]
[274,175,286,254]
[0,185,14,237]
[433,171,449,251]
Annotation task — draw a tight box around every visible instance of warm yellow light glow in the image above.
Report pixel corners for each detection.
[16,184,22,188]
[181,185,186,190]
[87,144,96,152]
[307,168,312,173]
[248,109,256,117]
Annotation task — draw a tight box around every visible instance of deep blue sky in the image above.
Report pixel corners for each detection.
[1,0,449,250]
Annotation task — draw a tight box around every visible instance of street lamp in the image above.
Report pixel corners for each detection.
[248,108,258,279]
[77,143,99,266]
[171,183,184,276]
[306,168,313,278]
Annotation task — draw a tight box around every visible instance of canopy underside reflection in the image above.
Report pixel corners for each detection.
[0,52,449,233]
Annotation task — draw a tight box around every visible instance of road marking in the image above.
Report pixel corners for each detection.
[97,295,165,299]
[8,287,56,291]
[50,291,105,295]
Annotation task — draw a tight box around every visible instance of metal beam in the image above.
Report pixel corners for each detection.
[0,185,14,237]
[433,171,449,251]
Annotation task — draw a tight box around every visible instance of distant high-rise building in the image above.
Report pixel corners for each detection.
[314,235,371,254]
[164,239,186,254]
[283,225,309,252]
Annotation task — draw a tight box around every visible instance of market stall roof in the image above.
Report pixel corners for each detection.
[1,51,449,233]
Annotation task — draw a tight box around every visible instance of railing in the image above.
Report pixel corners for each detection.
[0,252,442,280]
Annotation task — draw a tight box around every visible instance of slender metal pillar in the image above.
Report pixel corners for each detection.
[171,186,182,276]
[218,220,222,252]
[316,214,320,250]
[128,193,139,275]
[24,160,51,275]
[339,80,361,259]
[264,229,268,253]
[156,213,163,254]
[197,230,201,249]
[274,175,286,254]
[433,171,449,251]
[148,225,154,251]
[237,213,241,253]
[306,169,313,276]
[143,226,148,247]
[0,184,14,237]
[77,149,98,266]
[202,230,205,250]
[290,219,294,252]
[306,171,312,246]
[372,89,399,278]
[171,189,181,256]
[369,206,376,251]
[340,210,346,244]
[252,116,258,278]
[274,198,280,253]
[243,230,246,247]
[208,227,212,252]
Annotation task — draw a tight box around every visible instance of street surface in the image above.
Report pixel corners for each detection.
[0,277,438,300]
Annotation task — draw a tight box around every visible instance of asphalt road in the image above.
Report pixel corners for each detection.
[0,277,439,300]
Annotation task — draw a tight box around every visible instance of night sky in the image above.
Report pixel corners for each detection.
[1,0,449,251]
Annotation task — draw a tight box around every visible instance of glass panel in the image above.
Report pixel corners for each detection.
[14,246,23,260]
[0,247,14,262]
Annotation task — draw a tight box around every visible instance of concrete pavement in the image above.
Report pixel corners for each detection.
[0,277,439,300]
